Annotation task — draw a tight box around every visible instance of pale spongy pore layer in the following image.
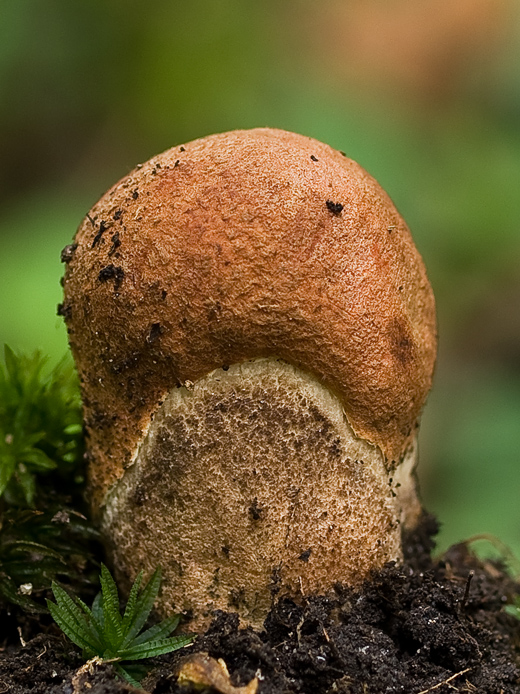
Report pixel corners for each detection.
[103,358,417,629]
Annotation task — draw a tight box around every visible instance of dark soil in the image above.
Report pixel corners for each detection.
[1,513,520,694]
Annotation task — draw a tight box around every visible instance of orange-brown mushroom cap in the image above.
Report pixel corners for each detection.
[62,128,436,511]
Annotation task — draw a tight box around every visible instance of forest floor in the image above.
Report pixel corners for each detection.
[1,512,520,694]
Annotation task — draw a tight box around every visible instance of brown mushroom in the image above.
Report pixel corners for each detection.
[62,128,436,629]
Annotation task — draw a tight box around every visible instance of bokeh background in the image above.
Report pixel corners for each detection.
[1,0,520,557]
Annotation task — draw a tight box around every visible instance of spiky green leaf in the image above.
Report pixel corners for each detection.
[115,663,147,688]
[130,613,180,647]
[99,564,123,648]
[48,582,103,655]
[119,634,194,661]
[92,591,104,628]
[47,591,97,655]
[121,568,162,647]
[120,570,143,645]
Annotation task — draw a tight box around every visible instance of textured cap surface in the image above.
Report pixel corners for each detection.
[62,128,436,508]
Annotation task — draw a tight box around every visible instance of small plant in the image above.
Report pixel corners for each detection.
[0,346,99,612]
[48,564,194,686]
[0,345,83,507]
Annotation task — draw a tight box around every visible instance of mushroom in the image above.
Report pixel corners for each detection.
[62,128,436,629]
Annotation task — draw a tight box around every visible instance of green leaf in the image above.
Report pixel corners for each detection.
[130,613,180,647]
[0,452,16,497]
[47,595,96,654]
[120,634,194,661]
[2,539,65,560]
[92,591,104,628]
[47,600,92,654]
[48,583,102,655]
[73,595,107,652]
[13,465,37,506]
[120,570,143,645]
[99,564,123,649]
[21,448,57,470]
[504,596,520,621]
[115,663,146,688]
[122,568,162,647]
[505,604,520,619]
[3,345,18,380]
[64,423,82,436]
[50,582,89,625]
[74,593,95,620]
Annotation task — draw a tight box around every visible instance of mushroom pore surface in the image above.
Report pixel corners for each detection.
[62,128,436,628]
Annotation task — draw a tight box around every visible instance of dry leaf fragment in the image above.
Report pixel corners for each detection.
[177,653,258,694]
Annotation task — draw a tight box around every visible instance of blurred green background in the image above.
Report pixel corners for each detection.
[1,0,519,556]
